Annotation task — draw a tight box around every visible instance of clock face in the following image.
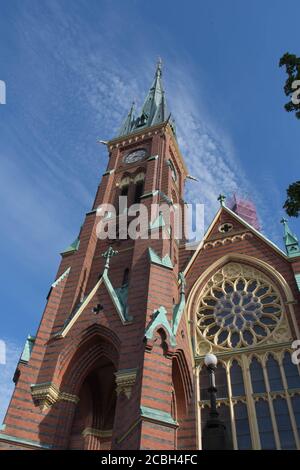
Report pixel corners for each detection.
[123,148,147,164]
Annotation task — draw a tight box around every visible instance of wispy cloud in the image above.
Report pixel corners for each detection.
[1,1,285,273]
[165,65,284,245]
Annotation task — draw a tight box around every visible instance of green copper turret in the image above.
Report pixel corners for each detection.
[281,218,300,257]
[118,60,176,138]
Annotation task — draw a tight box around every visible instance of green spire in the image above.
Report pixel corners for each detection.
[281,218,300,257]
[118,102,135,137]
[139,59,165,125]
[117,60,176,138]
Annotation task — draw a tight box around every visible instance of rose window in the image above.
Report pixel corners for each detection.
[197,263,282,348]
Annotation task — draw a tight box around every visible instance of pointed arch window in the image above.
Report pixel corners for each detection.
[250,357,266,393]
[133,173,145,204]
[283,352,300,389]
[234,402,252,449]
[120,185,129,197]
[133,181,144,203]
[255,399,276,449]
[215,364,228,399]
[273,397,296,449]
[200,363,228,400]
[118,176,130,215]
[230,360,245,396]
[218,403,232,437]
[291,395,300,437]
[200,366,210,401]
[266,355,284,392]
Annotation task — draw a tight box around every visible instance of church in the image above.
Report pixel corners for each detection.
[1,62,300,450]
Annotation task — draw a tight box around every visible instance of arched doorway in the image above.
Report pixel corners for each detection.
[69,355,117,449]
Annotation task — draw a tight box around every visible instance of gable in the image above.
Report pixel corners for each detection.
[205,210,248,242]
[184,205,287,281]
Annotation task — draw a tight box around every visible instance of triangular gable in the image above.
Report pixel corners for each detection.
[204,209,249,241]
[57,270,132,338]
[184,205,286,276]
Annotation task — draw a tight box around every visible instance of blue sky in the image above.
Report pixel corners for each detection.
[0,0,299,421]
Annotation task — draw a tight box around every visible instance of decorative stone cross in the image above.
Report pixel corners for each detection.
[218,194,226,206]
[219,223,233,233]
[101,246,118,272]
[92,304,103,315]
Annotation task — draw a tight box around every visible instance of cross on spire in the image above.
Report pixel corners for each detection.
[218,194,226,206]
[102,246,118,272]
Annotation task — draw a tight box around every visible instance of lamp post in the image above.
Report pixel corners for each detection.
[202,353,232,450]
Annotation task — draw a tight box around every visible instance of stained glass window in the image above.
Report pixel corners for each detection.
[250,357,266,393]
[255,399,276,449]
[200,363,228,400]
[200,366,210,401]
[266,356,284,392]
[291,395,300,437]
[234,402,252,449]
[230,360,245,396]
[283,352,300,389]
[218,403,232,437]
[215,364,228,399]
[273,398,296,449]
[196,263,300,449]
[197,263,282,349]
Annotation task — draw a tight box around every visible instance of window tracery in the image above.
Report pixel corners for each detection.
[199,353,300,449]
[197,263,283,349]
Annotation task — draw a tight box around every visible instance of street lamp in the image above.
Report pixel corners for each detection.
[202,353,232,450]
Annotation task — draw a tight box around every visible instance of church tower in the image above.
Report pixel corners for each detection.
[0,62,196,450]
[1,62,300,451]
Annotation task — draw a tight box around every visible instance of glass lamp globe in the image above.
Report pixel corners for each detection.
[204,353,218,368]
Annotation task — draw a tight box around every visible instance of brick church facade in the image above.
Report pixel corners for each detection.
[1,63,300,450]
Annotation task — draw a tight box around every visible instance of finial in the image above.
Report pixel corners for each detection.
[218,194,226,206]
[280,218,300,257]
[156,57,162,76]
[102,246,118,272]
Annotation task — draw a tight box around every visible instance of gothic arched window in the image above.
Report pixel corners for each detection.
[273,397,296,449]
[230,360,245,396]
[133,172,145,204]
[196,262,300,449]
[266,355,283,392]
[197,263,282,350]
[234,402,252,449]
[255,399,276,449]
[283,352,300,389]
[250,357,266,393]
